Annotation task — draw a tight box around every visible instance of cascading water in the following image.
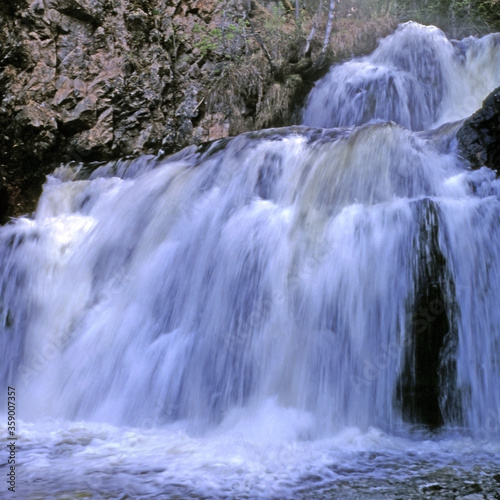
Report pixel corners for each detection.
[302,22,500,129]
[1,22,500,499]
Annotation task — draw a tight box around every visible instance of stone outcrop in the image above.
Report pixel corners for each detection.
[0,0,231,160]
[456,86,500,172]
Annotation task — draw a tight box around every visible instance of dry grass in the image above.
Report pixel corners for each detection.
[328,16,399,61]
[255,74,303,129]
[205,53,268,134]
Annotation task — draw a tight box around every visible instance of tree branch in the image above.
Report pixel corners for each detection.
[242,12,276,73]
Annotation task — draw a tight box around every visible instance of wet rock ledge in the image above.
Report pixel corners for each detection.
[457,86,500,172]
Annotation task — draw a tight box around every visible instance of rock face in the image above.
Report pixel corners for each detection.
[0,0,234,158]
[457,86,500,172]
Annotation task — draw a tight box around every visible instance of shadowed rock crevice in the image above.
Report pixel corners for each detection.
[396,200,462,430]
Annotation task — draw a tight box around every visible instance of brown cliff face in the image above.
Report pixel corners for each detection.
[0,0,397,222]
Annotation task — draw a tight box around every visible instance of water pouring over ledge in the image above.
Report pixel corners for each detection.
[303,22,500,130]
[1,22,500,498]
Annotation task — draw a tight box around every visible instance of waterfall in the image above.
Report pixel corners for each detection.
[1,21,500,499]
[303,22,500,130]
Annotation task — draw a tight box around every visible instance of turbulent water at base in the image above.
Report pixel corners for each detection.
[1,22,500,499]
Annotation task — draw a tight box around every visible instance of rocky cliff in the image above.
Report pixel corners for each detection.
[0,0,397,221]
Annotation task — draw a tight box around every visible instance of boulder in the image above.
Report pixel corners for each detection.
[456,86,500,172]
[58,94,97,134]
[15,103,58,131]
[69,106,113,159]
[48,0,106,25]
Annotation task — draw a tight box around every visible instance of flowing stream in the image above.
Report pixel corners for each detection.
[1,22,500,499]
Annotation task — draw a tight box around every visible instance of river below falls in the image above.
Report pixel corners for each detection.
[8,414,500,499]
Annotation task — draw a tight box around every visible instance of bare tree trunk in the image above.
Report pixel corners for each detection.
[383,0,394,15]
[303,25,316,56]
[303,0,323,55]
[449,0,456,38]
[379,0,393,15]
[321,0,336,54]
[295,0,300,21]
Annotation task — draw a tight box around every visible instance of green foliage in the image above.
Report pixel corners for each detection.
[258,3,305,63]
[193,19,248,58]
[469,0,500,30]
[393,0,500,35]
[194,27,221,57]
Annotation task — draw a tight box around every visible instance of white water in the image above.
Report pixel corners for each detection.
[1,22,500,498]
[303,22,500,130]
